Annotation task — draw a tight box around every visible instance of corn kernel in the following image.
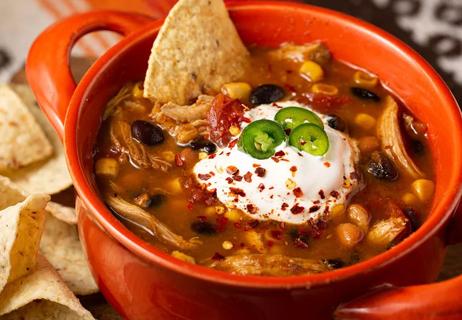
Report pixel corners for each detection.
[331,204,345,220]
[168,178,183,194]
[171,251,195,264]
[245,230,264,252]
[402,192,418,206]
[353,71,378,88]
[132,82,144,98]
[411,179,435,202]
[198,152,208,160]
[358,136,380,153]
[285,178,296,190]
[225,209,242,222]
[95,158,119,177]
[222,241,234,250]
[221,82,252,101]
[215,206,226,214]
[299,60,324,82]
[311,83,338,96]
[354,113,376,130]
[161,151,175,163]
[229,125,241,136]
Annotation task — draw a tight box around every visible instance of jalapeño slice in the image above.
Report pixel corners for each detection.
[239,120,285,159]
[289,123,329,156]
[275,107,324,130]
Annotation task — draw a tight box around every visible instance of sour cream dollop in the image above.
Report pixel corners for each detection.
[194,101,361,224]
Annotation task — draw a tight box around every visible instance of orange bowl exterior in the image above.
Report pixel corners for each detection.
[28,2,462,319]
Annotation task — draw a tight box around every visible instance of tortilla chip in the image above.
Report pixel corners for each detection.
[0,194,49,291]
[0,255,94,319]
[0,85,53,171]
[46,201,77,225]
[4,85,72,194]
[0,176,26,210]
[143,0,249,105]
[40,212,98,295]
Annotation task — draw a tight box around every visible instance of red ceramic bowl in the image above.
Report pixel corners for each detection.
[27,2,462,319]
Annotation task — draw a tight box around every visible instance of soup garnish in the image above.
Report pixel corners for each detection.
[94,0,434,276]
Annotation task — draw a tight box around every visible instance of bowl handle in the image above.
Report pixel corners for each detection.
[335,203,462,319]
[26,11,153,140]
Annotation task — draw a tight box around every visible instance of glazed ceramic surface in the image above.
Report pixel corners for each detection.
[27,3,462,319]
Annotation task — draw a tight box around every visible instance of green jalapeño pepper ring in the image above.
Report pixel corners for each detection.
[289,123,329,156]
[239,119,286,159]
[274,106,324,130]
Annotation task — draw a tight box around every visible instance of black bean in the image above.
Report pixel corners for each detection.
[249,84,285,106]
[410,139,425,155]
[367,151,399,181]
[191,220,216,235]
[131,120,164,146]
[351,87,381,102]
[403,208,420,232]
[189,139,217,154]
[327,114,347,132]
[149,194,165,207]
[323,259,345,269]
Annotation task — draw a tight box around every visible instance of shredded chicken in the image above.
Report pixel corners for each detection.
[207,254,330,276]
[377,96,424,178]
[161,95,213,122]
[268,42,331,65]
[150,95,212,144]
[103,84,133,120]
[366,216,409,248]
[109,120,171,171]
[105,191,200,250]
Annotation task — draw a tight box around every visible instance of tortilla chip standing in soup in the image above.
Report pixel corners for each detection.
[95,0,435,276]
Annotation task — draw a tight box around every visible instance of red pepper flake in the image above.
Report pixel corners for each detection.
[284,84,297,93]
[226,166,239,175]
[244,172,253,183]
[252,163,261,168]
[294,237,310,249]
[274,150,285,157]
[350,171,359,180]
[271,157,280,163]
[225,177,233,184]
[211,252,225,261]
[255,167,266,177]
[318,190,325,199]
[234,222,242,229]
[241,117,252,123]
[330,190,340,199]
[216,216,229,232]
[269,186,274,190]
[290,166,297,173]
[293,187,304,198]
[198,173,212,181]
[308,205,321,213]
[230,187,246,197]
[228,139,238,148]
[313,200,320,204]
[324,162,331,168]
[246,204,257,214]
[244,220,259,230]
[197,215,208,222]
[290,204,304,214]
[208,153,217,159]
[267,240,274,247]
[281,203,289,211]
[233,175,243,182]
[175,153,184,167]
[257,183,265,192]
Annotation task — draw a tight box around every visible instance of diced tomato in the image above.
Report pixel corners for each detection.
[297,93,351,113]
[208,94,245,147]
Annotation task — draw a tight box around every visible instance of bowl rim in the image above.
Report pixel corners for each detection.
[66,1,462,289]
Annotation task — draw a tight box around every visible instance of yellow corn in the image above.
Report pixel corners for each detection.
[411,179,435,202]
[245,230,265,252]
[311,83,338,96]
[285,178,296,190]
[168,178,183,194]
[132,82,144,98]
[354,113,376,130]
[171,251,195,264]
[353,71,378,88]
[215,206,226,214]
[299,61,324,82]
[221,82,252,101]
[331,204,345,220]
[95,158,119,177]
[402,192,419,206]
[225,208,242,222]
[198,152,208,160]
[222,241,234,250]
